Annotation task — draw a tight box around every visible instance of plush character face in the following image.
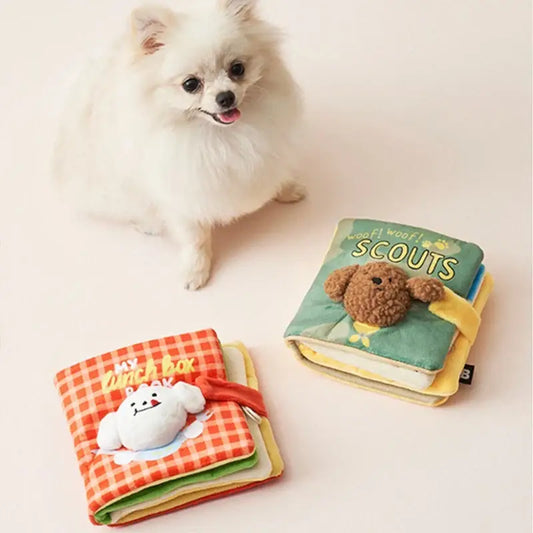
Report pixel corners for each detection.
[97,383,205,452]
[324,261,444,327]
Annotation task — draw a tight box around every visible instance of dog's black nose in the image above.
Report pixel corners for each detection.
[216,91,236,109]
[372,277,382,285]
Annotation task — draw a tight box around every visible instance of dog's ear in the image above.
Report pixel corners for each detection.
[131,6,176,55]
[173,382,206,414]
[407,277,445,303]
[221,0,257,20]
[324,265,359,302]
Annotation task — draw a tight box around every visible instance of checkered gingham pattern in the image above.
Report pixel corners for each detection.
[54,329,255,523]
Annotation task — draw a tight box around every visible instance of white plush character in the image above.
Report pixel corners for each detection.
[97,383,205,451]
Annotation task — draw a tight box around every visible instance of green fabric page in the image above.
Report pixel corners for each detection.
[95,451,258,524]
[285,219,484,371]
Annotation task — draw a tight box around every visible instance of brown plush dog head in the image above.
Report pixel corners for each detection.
[324,261,444,327]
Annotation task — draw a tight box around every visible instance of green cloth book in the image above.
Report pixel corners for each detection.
[284,219,492,403]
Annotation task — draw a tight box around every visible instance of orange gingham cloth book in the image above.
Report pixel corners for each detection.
[54,329,284,525]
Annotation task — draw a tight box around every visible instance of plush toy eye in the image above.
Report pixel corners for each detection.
[152,393,157,397]
[229,62,245,78]
[130,402,135,407]
[142,401,148,406]
[182,77,201,93]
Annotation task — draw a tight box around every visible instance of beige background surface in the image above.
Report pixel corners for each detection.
[0,1,531,532]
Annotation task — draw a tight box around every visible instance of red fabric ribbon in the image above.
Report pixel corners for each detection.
[194,375,268,417]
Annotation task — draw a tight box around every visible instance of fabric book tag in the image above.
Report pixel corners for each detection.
[459,364,475,385]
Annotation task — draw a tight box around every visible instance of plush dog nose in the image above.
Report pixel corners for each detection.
[372,277,383,285]
[151,399,160,406]
[216,91,235,109]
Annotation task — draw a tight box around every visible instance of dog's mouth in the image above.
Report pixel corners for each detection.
[199,108,241,125]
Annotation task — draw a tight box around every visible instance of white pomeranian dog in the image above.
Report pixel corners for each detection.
[55,0,304,289]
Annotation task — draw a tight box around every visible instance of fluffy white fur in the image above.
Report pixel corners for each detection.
[55,0,304,289]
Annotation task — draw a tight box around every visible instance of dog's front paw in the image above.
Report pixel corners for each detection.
[181,249,212,291]
[275,181,307,203]
[184,268,211,291]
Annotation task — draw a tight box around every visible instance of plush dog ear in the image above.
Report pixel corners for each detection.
[407,277,445,303]
[221,0,257,20]
[96,412,122,451]
[173,382,206,414]
[131,5,176,55]
[324,265,359,302]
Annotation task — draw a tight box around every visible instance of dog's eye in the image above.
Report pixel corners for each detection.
[229,62,245,78]
[182,77,201,93]
[389,278,392,282]
[152,392,157,397]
